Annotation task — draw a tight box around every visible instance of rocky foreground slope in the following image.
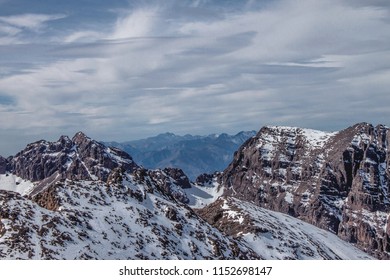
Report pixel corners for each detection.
[217,123,390,259]
[0,130,374,259]
[198,196,370,260]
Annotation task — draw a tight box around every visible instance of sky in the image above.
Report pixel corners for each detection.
[0,0,389,155]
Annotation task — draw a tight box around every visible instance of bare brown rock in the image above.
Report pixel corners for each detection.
[218,123,390,258]
[31,184,61,211]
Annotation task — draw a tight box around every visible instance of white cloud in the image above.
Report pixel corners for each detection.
[0,24,20,35]
[109,8,158,40]
[0,13,67,45]
[63,31,103,43]
[0,0,390,154]
[0,13,66,31]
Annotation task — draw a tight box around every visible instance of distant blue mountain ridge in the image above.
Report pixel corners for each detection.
[103,131,256,180]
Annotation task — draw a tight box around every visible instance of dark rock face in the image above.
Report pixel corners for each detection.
[196,172,220,186]
[140,168,190,204]
[162,167,191,189]
[7,132,138,183]
[0,156,6,174]
[218,123,390,258]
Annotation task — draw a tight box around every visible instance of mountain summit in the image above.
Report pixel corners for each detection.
[6,132,138,186]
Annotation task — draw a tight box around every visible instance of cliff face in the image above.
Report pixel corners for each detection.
[218,123,390,258]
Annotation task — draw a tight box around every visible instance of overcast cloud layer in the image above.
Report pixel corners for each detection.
[0,0,389,155]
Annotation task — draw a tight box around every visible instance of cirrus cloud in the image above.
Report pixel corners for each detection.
[0,0,389,155]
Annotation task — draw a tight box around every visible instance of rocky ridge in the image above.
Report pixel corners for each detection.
[6,132,137,183]
[217,123,390,259]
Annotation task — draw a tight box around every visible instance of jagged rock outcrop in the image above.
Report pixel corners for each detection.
[138,168,190,204]
[7,132,138,184]
[196,172,220,186]
[31,184,62,211]
[162,168,192,189]
[218,123,390,258]
[0,156,6,174]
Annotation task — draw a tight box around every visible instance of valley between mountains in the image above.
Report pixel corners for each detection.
[0,122,389,259]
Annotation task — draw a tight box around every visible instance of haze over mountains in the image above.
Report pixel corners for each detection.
[0,122,389,260]
[104,131,256,180]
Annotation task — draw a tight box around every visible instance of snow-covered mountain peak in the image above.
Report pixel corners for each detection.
[260,125,336,150]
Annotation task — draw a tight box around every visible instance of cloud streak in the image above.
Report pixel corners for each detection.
[0,13,65,29]
[0,0,389,155]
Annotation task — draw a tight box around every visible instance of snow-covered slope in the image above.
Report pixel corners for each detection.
[0,173,257,260]
[0,174,34,195]
[184,176,224,208]
[198,196,373,260]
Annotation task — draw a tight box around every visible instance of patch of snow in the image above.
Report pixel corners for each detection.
[352,133,371,148]
[285,192,294,204]
[301,129,336,149]
[0,174,35,195]
[225,210,244,224]
[300,190,312,206]
[184,180,224,209]
[365,158,378,165]
[263,167,272,174]
[360,209,388,230]
[278,168,287,177]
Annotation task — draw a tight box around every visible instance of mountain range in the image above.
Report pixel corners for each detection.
[0,122,388,259]
[103,131,256,180]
